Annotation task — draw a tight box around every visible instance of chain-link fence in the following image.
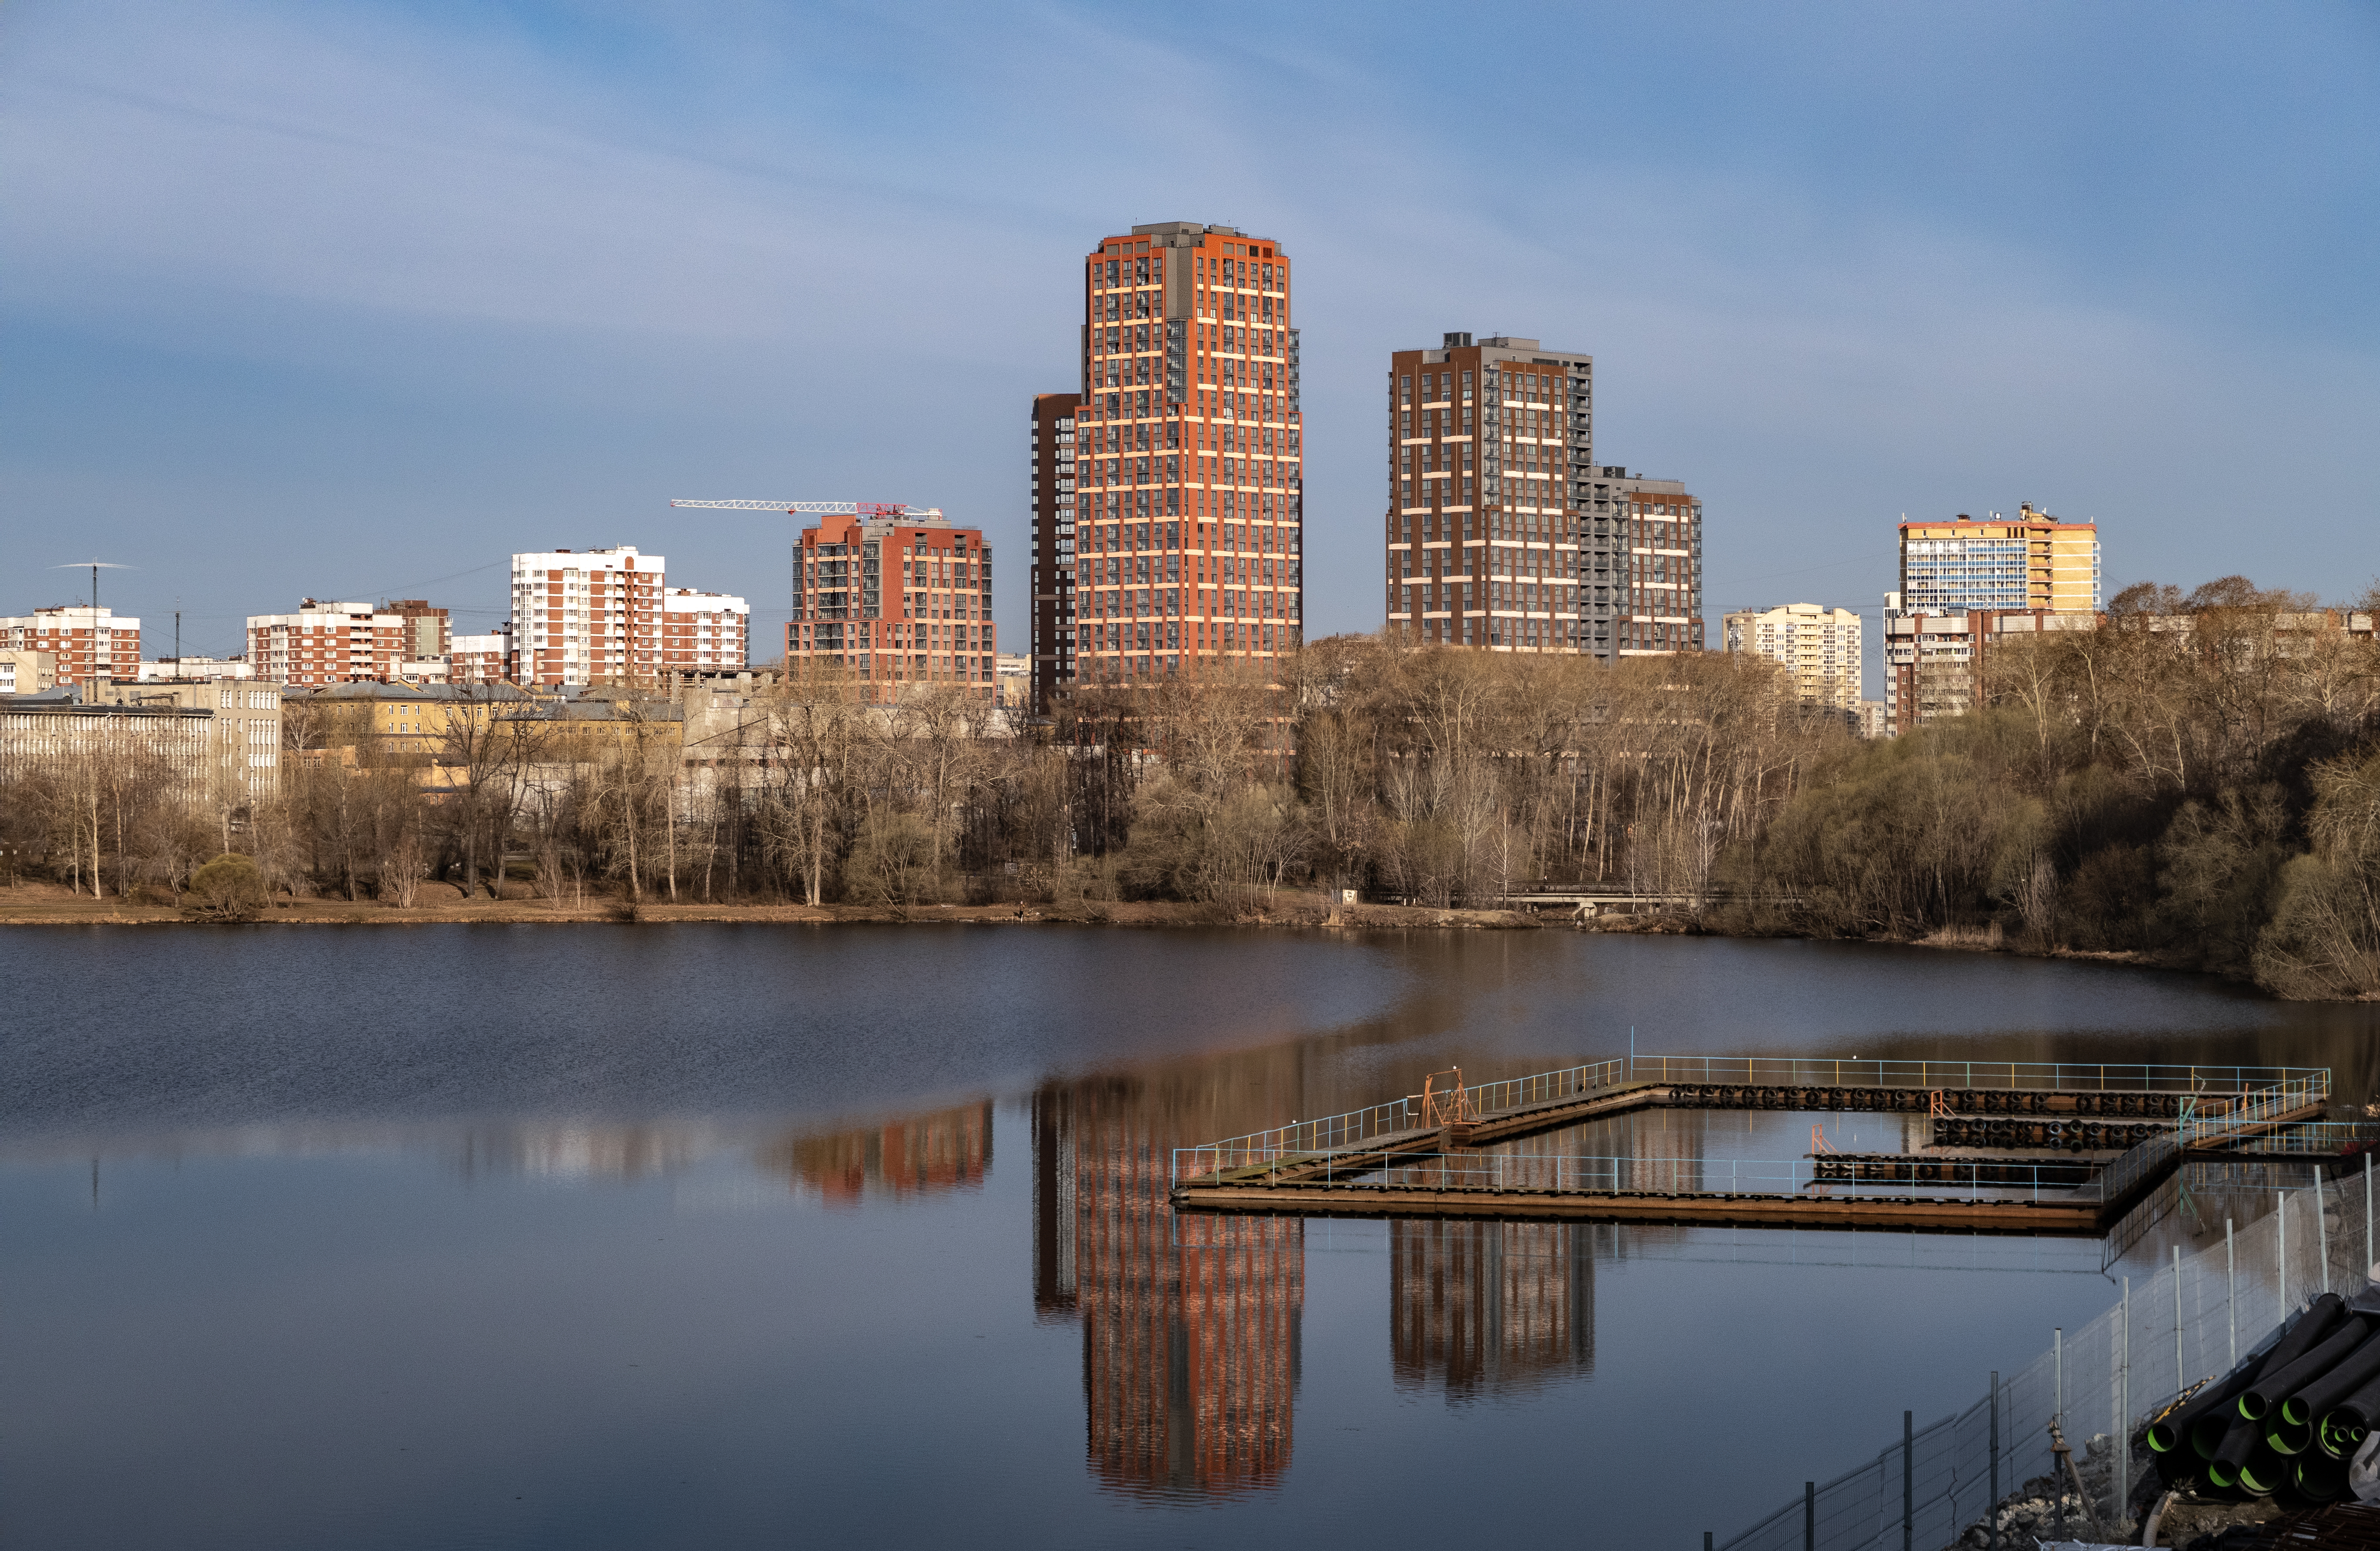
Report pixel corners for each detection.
[1719,1161,2380,1551]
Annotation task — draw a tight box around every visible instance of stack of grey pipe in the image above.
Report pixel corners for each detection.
[2147,1292,2380,1502]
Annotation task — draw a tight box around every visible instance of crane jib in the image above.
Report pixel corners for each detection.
[666,499,945,518]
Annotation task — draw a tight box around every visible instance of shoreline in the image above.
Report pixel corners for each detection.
[0,885,2280,993]
[0,889,1544,932]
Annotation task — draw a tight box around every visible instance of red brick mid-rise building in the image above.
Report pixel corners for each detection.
[660,589,749,677]
[449,626,511,685]
[1032,221,1302,714]
[382,599,451,660]
[246,601,406,688]
[0,606,140,687]
[786,511,995,702]
[506,547,665,686]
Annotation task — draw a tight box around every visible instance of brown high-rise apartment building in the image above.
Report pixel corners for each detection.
[1031,221,1302,715]
[1387,335,1590,652]
[787,509,995,703]
[1027,391,1081,716]
[1604,474,1705,658]
[1385,333,1703,660]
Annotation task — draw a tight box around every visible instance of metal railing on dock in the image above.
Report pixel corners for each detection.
[1172,1057,1628,1185]
[1346,1151,2087,1203]
[2193,1120,2380,1156]
[1170,1055,2327,1189]
[1626,1054,2324,1097]
[2177,1074,2334,1144]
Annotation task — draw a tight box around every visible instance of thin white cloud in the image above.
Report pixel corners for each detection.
[0,0,2372,650]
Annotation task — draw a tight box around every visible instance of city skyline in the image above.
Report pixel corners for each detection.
[5,3,2369,687]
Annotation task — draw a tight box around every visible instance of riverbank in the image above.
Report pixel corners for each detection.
[0,881,1543,931]
[0,880,2300,997]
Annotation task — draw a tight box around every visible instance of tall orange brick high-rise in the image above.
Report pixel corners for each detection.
[1032,222,1301,714]
[786,510,994,704]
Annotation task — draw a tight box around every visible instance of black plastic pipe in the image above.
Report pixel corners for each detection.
[2209,1409,2263,1489]
[2241,1316,2370,1420]
[2283,1330,2380,1428]
[2296,1449,2350,1504]
[2193,1407,2247,1463]
[2150,1352,2268,1454]
[2199,1296,2344,1469]
[2319,1363,2380,1460]
[2236,1440,2289,1497]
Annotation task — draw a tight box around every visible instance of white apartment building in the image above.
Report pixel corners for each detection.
[0,606,140,686]
[451,629,511,685]
[509,547,666,686]
[660,589,749,675]
[247,601,408,688]
[1722,602,1862,713]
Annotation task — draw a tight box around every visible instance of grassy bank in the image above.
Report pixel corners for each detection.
[0,881,1544,932]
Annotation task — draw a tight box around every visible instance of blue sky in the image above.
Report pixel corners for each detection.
[4,1,2375,681]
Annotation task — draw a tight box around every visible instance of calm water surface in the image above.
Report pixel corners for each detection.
[4,926,2375,1549]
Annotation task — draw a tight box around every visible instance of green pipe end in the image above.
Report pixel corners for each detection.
[2240,1459,2282,1495]
[2209,1461,2240,1488]
[2284,1398,2312,1426]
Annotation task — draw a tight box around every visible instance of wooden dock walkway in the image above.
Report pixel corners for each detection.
[1170,1059,2333,1234]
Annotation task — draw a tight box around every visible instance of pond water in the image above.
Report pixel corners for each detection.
[4,925,2373,1549]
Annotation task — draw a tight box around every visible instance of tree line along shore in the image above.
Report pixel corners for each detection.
[7,575,2379,998]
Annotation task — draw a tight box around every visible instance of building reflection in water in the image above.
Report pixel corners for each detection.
[759,1102,993,1206]
[1390,1219,1599,1402]
[1034,1080,1303,1498]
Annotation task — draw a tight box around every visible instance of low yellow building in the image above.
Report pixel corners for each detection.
[287,683,681,770]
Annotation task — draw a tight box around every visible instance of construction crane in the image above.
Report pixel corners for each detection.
[669,502,949,658]
[668,499,944,519]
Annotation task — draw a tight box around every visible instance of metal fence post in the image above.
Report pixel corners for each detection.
[2054,1327,2063,1426]
[2174,1245,2185,1393]
[2280,1190,2290,1315]
[2367,1153,2374,1282]
[2320,1165,2332,1294]
[2119,1277,2131,1531]
[2226,1218,2238,1369]
[1988,1370,2001,1551]
[1804,1480,1815,1551]
[1902,1410,1914,1551]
